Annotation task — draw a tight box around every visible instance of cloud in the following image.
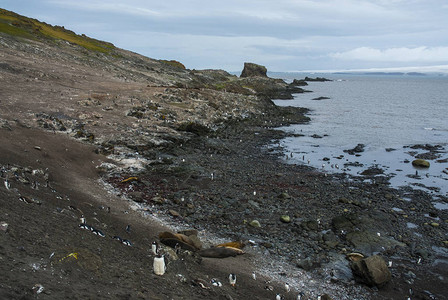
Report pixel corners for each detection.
[330,47,448,62]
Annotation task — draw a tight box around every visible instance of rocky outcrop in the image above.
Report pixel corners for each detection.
[304,76,332,82]
[350,255,391,287]
[344,144,365,155]
[240,62,268,78]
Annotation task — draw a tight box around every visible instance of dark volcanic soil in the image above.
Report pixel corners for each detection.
[1,29,447,300]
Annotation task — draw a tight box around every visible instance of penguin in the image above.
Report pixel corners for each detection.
[252,272,257,280]
[79,224,92,231]
[276,294,282,300]
[285,282,290,293]
[122,239,132,246]
[297,291,305,300]
[4,178,10,190]
[153,254,165,275]
[113,235,123,242]
[80,215,86,224]
[151,241,158,255]
[229,273,236,286]
[126,224,131,233]
[211,278,222,287]
[92,228,105,237]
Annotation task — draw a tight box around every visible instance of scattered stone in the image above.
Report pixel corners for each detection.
[302,220,319,231]
[430,222,439,227]
[350,255,391,287]
[278,192,291,199]
[128,191,144,202]
[249,220,261,228]
[280,215,291,223]
[412,159,430,168]
[169,210,181,218]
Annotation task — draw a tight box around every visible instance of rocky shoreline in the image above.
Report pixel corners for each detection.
[1,9,447,299]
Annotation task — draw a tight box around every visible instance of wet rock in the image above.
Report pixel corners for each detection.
[360,167,384,176]
[350,255,391,287]
[412,159,430,168]
[303,76,332,82]
[415,152,440,160]
[240,62,267,78]
[290,79,308,86]
[280,215,291,223]
[321,294,334,300]
[344,144,365,155]
[312,96,330,100]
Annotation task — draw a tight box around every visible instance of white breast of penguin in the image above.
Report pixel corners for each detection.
[153,256,165,275]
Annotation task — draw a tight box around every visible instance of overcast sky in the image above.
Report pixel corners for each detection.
[3,0,448,72]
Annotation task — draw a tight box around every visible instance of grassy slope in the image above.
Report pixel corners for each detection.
[0,8,115,53]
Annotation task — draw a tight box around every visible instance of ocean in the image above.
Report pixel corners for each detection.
[271,73,448,197]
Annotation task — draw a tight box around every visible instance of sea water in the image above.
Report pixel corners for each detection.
[272,73,448,196]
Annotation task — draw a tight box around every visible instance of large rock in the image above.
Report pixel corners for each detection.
[412,159,430,168]
[240,62,268,78]
[350,255,391,287]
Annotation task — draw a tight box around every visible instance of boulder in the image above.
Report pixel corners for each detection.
[240,62,268,78]
[412,159,430,168]
[280,215,291,223]
[350,255,391,287]
[249,220,261,228]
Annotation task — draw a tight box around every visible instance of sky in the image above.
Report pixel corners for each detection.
[2,0,448,72]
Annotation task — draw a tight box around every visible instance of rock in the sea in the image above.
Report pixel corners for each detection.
[350,255,391,287]
[412,159,430,168]
[249,220,261,228]
[344,144,365,155]
[280,215,291,223]
[240,62,268,78]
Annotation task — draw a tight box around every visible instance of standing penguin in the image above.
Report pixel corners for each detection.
[153,254,165,275]
[228,274,236,286]
[151,241,158,255]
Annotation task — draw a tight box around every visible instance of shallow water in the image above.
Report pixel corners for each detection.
[273,74,448,196]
